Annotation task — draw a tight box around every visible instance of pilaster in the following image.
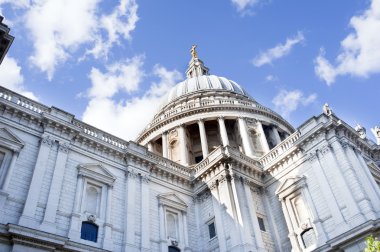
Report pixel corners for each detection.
[124,169,138,251]
[19,135,54,228]
[40,141,70,233]
[141,174,151,251]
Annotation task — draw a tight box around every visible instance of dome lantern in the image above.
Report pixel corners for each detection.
[185,45,209,78]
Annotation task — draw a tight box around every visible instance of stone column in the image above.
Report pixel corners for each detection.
[311,153,348,234]
[198,119,209,158]
[218,117,229,146]
[159,203,167,252]
[178,125,189,166]
[68,174,84,240]
[182,212,189,249]
[229,176,256,251]
[281,199,301,251]
[271,126,282,145]
[302,185,328,245]
[103,185,113,250]
[147,142,153,152]
[256,121,270,152]
[19,135,53,228]
[124,170,137,250]
[1,151,19,191]
[209,182,227,252]
[162,132,168,158]
[243,183,265,251]
[237,117,254,157]
[141,175,150,251]
[40,142,69,233]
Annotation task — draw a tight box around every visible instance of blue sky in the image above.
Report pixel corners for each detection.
[0,0,379,141]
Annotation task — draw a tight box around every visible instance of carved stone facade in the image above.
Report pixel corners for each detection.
[0,54,379,252]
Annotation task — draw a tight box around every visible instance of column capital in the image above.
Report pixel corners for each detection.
[197,118,205,123]
[58,142,70,153]
[41,135,54,147]
[217,116,225,121]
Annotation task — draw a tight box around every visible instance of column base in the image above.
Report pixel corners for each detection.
[18,214,39,229]
[124,243,140,252]
[40,220,57,233]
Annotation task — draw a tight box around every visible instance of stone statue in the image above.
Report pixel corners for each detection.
[354,123,366,139]
[371,126,380,145]
[323,103,332,116]
[191,45,198,59]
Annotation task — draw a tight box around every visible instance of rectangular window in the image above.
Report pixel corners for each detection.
[208,222,216,239]
[257,217,266,231]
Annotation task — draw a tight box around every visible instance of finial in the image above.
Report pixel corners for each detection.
[191,45,198,59]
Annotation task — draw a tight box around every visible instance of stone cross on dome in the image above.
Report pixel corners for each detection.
[186,45,210,79]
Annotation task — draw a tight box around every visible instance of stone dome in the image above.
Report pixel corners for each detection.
[160,74,250,109]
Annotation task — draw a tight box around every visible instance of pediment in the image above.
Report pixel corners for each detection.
[158,192,188,211]
[0,127,24,151]
[78,163,116,186]
[275,176,305,197]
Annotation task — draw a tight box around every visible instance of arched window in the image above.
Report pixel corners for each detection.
[80,221,98,242]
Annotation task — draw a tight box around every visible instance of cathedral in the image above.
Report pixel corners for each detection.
[0,42,380,252]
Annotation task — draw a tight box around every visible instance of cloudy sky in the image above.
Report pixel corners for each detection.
[0,0,379,141]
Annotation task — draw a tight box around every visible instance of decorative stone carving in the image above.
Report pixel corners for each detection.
[323,103,332,116]
[371,126,380,145]
[307,152,318,163]
[41,136,54,147]
[87,214,96,223]
[58,142,69,153]
[355,124,366,139]
[142,175,150,184]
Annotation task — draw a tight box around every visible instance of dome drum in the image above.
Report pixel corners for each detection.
[137,53,294,167]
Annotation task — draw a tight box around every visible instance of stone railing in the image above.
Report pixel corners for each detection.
[73,119,128,150]
[193,147,224,176]
[147,152,191,177]
[259,130,301,167]
[193,146,263,177]
[138,95,282,139]
[0,87,48,114]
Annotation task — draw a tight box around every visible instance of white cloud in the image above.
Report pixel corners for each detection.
[87,0,138,58]
[315,0,380,85]
[272,89,316,118]
[88,56,144,99]
[1,0,139,80]
[0,56,37,100]
[265,74,277,82]
[252,32,304,67]
[231,0,259,13]
[82,58,182,140]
